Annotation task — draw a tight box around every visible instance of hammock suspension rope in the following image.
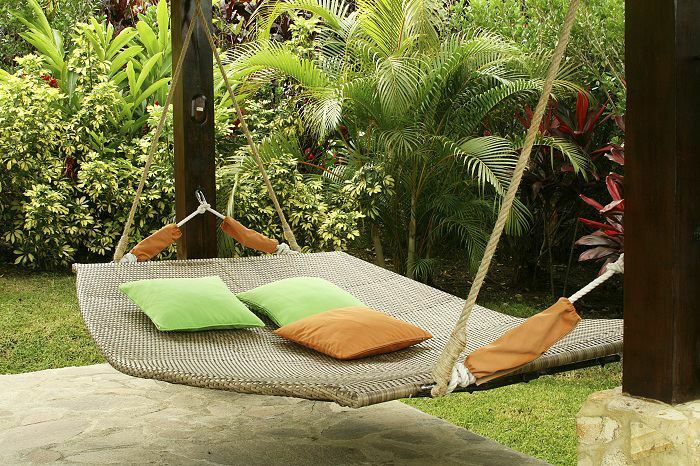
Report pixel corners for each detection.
[430,0,584,397]
[176,189,226,228]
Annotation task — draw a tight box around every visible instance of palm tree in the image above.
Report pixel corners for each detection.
[227,0,585,278]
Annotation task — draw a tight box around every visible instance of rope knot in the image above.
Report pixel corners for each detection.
[606,253,624,274]
[446,363,476,393]
[196,203,210,215]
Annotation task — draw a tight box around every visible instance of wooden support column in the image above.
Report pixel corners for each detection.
[625,0,700,403]
[172,0,217,259]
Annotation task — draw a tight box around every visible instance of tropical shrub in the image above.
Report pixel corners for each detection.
[0,1,360,268]
[0,0,97,71]
[221,132,364,255]
[16,0,172,128]
[341,163,395,265]
[576,118,625,274]
[0,6,175,267]
[0,56,317,268]
[228,0,583,278]
[511,92,603,293]
[0,53,176,268]
[455,0,626,115]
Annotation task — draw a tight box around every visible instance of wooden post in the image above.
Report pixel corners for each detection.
[172,0,217,259]
[625,0,700,403]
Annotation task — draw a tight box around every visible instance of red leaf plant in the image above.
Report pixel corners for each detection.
[576,117,625,274]
[517,93,606,226]
[555,92,608,152]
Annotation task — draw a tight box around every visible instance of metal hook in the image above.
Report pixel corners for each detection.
[195,189,207,205]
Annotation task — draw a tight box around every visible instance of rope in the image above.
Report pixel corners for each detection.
[443,253,624,393]
[447,363,476,392]
[176,190,226,228]
[113,7,197,262]
[568,254,623,303]
[195,2,302,252]
[430,0,582,397]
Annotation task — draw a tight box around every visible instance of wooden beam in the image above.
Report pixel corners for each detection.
[625,0,700,403]
[172,0,217,259]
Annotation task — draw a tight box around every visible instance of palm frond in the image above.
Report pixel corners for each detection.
[355,0,407,58]
[402,0,442,49]
[254,0,355,41]
[495,196,533,236]
[375,55,423,117]
[409,256,440,281]
[301,87,344,137]
[232,43,333,89]
[457,79,543,134]
[510,134,591,176]
[446,136,517,194]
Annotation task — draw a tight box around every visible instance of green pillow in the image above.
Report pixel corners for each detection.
[237,277,364,326]
[120,276,264,331]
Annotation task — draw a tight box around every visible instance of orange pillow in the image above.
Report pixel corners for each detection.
[273,306,432,360]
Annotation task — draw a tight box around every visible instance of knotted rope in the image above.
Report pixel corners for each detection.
[430,0,582,397]
[568,254,624,303]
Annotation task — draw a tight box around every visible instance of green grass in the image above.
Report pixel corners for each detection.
[0,268,103,374]
[0,267,621,465]
[404,364,620,465]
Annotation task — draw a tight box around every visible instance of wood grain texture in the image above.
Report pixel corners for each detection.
[172,0,217,259]
[624,0,700,403]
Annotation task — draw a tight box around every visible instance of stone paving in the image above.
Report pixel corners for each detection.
[0,365,546,465]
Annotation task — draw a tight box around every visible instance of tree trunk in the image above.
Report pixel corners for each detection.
[407,190,417,279]
[544,210,556,297]
[563,218,580,296]
[371,222,385,267]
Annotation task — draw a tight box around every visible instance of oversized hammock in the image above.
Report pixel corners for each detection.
[74,252,622,408]
[74,0,623,407]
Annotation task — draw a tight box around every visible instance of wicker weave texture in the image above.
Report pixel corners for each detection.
[74,252,622,408]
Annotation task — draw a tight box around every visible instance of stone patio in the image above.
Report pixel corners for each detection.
[0,364,545,465]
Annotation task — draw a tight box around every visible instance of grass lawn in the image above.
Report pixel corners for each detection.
[0,266,621,465]
[0,267,103,373]
[404,363,620,466]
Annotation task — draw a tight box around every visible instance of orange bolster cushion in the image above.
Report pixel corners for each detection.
[220,217,279,254]
[274,306,433,360]
[465,297,581,384]
[130,224,182,262]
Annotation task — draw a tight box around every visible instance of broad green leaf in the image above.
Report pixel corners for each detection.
[26,0,53,38]
[109,46,143,77]
[157,0,170,50]
[135,52,163,91]
[126,62,137,97]
[133,77,170,108]
[112,69,129,86]
[106,28,138,60]
[136,21,158,55]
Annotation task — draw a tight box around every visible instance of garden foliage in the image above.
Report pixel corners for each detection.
[0,0,362,268]
[229,0,590,278]
[455,0,625,115]
[1,0,625,287]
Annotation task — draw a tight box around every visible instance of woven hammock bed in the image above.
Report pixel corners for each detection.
[73,0,624,408]
[75,251,622,408]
